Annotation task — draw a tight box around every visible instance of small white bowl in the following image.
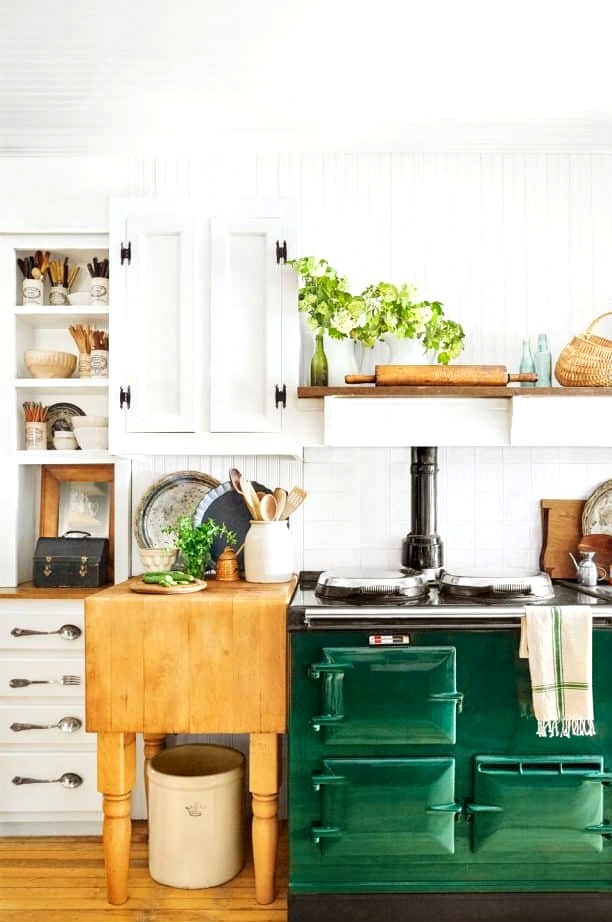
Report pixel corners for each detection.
[138,547,178,572]
[71,416,108,428]
[53,432,78,450]
[73,426,108,450]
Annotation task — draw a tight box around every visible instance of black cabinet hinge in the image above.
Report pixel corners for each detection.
[275,384,287,408]
[119,385,131,410]
[275,240,288,264]
[120,241,132,265]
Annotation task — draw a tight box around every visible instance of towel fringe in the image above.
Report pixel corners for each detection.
[537,718,596,738]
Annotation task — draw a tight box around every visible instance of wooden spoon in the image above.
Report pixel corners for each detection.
[240,475,261,519]
[282,486,308,519]
[273,487,287,520]
[229,467,244,493]
[259,494,278,521]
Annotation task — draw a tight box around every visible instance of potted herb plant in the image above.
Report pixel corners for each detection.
[356,281,465,365]
[163,516,237,579]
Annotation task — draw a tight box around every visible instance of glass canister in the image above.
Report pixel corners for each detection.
[243,521,294,583]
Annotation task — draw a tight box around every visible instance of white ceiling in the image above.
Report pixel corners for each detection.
[2,0,612,155]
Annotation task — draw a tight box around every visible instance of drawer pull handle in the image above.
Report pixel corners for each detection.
[12,772,83,788]
[11,624,81,641]
[9,675,81,688]
[10,716,82,733]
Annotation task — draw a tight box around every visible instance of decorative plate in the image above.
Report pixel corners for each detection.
[46,402,85,449]
[582,479,612,536]
[134,471,220,548]
[130,578,207,595]
[193,480,272,569]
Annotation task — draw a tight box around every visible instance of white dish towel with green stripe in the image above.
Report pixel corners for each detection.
[519,606,595,738]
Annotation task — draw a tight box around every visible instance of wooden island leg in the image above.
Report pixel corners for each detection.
[97,731,136,905]
[143,732,166,811]
[249,732,280,905]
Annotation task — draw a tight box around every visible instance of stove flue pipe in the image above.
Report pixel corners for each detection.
[402,446,444,579]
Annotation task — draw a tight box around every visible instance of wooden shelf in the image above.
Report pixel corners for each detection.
[297,385,612,399]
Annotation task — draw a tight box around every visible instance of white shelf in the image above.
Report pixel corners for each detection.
[14,306,109,328]
[15,450,112,465]
[15,378,108,391]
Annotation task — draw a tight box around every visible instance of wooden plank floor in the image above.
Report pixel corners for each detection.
[0,820,288,922]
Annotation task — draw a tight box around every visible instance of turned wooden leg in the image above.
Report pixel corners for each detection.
[249,732,280,905]
[97,732,136,905]
[143,733,166,814]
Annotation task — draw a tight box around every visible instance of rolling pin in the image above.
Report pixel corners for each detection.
[345,365,538,386]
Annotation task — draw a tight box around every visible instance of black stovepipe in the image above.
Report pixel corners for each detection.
[402,445,444,575]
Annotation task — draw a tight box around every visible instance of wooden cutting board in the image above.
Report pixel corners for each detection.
[129,578,207,594]
[540,499,585,578]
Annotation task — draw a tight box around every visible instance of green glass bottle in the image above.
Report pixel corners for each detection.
[310,331,329,386]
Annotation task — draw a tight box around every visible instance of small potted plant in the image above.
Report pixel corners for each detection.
[289,256,371,385]
[356,280,465,365]
[163,516,237,579]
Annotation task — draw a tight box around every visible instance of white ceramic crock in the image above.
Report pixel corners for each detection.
[243,520,294,583]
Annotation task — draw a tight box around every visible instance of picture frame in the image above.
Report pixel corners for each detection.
[39,464,115,580]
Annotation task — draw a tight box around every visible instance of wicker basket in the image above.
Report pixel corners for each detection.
[554,311,612,386]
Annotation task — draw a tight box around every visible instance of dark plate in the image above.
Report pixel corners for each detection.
[46,402,85,449]
[193,480,272,570]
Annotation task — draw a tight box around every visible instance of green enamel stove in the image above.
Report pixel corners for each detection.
[287,570,612,922]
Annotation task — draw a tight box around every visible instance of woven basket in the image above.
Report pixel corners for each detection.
[554,311,612,386]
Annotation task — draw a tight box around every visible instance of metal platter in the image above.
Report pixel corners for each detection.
[583,479,612,537]
[46,402,85,449]
[134,471,220,548]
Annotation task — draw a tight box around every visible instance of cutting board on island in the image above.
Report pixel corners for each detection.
[540,499,585,578]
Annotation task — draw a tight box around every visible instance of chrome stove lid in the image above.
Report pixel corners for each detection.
[439,567,554,600]
[315,568,428,603]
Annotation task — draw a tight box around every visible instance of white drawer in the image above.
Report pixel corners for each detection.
[0,703,94,746]
[0,749,100,814]
[0,602,84,652]
[0,656,84,699]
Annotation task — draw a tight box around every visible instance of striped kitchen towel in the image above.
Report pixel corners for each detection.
[519,606,595,738]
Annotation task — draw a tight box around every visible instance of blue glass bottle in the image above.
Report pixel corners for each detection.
[534,333,552,387]
[519,338,535,387]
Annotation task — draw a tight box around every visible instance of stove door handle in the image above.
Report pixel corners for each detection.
[426,802,463,816]
[583,771,612,785]
[584,823,612,839]
[311,824,342,846]
[309,662,353,680]
[310,713,345,732]
[428,691,464,713]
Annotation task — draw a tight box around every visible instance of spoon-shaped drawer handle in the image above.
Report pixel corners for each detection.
[11,624,81,640]
[10,716,82,733]
[12,772,83,788]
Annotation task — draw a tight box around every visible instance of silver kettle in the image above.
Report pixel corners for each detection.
[569,551,606,587]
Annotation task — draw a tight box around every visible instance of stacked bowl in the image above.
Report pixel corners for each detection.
[71,416,108,450]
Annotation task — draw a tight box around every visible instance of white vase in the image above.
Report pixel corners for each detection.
[380,333,433,365]
[325,337,359,386]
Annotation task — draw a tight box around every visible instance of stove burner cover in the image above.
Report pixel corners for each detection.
[315,568,428,604]
[439,567,554,600]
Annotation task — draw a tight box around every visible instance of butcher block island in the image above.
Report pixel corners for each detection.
[84,574,297,906]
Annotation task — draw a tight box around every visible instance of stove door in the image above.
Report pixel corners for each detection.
[468,756,609,857]
[309,646,462,745]
[311,757,460,860]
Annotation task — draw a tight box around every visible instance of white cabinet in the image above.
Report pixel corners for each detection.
[0,598,101,834]
[109,197,315,456]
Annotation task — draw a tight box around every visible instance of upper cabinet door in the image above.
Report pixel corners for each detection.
[121,207,199,435]
[209,216,283,433]
[109,197,300,455]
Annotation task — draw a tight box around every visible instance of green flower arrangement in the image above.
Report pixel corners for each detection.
[289,256,371,340]
[357,281,465,363]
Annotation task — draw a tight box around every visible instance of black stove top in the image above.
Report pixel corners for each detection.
[287,571,612,631]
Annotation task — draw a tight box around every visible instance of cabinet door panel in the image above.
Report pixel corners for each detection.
[124,211,197,434]
[209,218,282,433]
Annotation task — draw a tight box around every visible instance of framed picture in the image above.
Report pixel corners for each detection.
[40,464,115,580]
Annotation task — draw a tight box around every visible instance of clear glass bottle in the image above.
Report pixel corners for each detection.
[534,332,552,387]
[310,331,329,386]
[519,338,535,387]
